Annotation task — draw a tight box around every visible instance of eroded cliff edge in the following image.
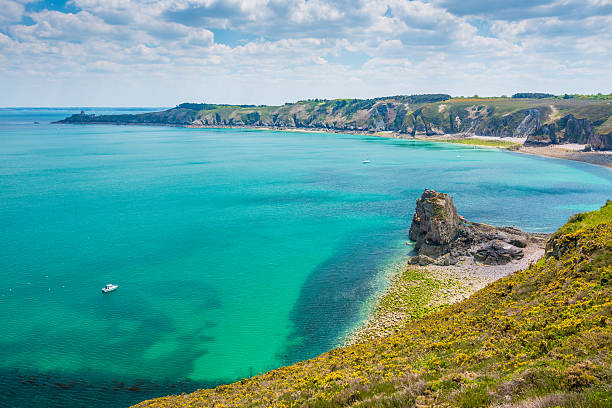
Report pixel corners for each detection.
[55,95,612,151]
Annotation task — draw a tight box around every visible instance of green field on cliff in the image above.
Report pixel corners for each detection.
[59,96,612,134]
[57,94,612,149]
[134,203,612,407]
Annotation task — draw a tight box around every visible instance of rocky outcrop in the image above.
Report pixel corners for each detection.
[408,190,544,266]
[562,114,612,150]
[559,114,593,144]
[525,123,556,145]
[474,240,524,264]
[588,131,612,150]
[514,109,541,138]
[526,113,612,150]
[408,189,466,257]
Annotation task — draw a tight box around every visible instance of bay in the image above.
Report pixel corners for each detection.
[0,109,610,407]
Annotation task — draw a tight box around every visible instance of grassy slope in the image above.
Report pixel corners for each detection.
[430,138,520,148]
[58,97,612,138]
[599,116,612,135]
[135,202,612,408]
[250,98,611,135]
[348,267,470,344]
[426,99,612,135]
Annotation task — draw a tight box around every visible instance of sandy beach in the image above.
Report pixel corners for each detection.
[517,145,612,168]
[410,133,612,168]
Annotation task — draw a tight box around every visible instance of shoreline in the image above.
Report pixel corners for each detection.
[345,235,547,345]
[57,121,612,168]
[514,144,612,168]
[279,129,612,168]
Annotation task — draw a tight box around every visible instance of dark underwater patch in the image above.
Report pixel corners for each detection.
[278,224,407,365]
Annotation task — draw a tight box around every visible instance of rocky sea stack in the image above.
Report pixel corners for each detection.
[408,189,546,265]
[408,189,466,259]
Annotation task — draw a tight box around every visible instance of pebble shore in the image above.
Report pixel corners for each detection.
[345,238,546,345]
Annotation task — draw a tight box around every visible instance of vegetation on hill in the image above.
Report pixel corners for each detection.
[431,138,520,148]
[134,202,612,407]
[560,94,612,101]
[512,93,555,99]
[56,94,612,150]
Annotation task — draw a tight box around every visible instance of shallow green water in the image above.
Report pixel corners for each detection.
[0,109,610,407]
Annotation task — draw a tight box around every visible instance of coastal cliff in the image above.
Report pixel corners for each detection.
[56,95,612,151]
[133,199,612,408]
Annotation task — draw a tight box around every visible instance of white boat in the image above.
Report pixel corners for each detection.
[362,160,370,164]
[102,284,118,293]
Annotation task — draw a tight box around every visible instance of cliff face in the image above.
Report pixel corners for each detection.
[55,96,612,150]
[408,189,466,258]
[525,113,612,149]
[588,131,612,150]
[512,109,541,138]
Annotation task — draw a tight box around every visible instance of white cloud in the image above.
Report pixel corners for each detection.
[289,0,344,23]
[11,10,112,41]
[0,0,610,106]
[186,28,214,46]
[0,0,25,26]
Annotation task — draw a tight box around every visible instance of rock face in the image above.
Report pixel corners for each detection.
[514,109,541,138]
[525,113,612,150]
[561,114,593,144]
[525,123,556,145]
[588,131,612,150]
[408,190,542,266]
[408,189,466,257]
[474,240,524,265]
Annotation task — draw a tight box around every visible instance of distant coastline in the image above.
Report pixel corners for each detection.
[56,120,612,168]
[54,94,612,168]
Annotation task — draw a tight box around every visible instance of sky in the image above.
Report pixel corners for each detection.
[0,0,611,106]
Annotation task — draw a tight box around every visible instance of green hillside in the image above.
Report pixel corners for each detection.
[56,95,612,150]
[134,202,612,408]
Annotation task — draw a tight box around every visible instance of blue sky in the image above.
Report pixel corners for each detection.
[0,0,610,106]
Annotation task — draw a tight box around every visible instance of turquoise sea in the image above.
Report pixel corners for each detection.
[0,109,610,407]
